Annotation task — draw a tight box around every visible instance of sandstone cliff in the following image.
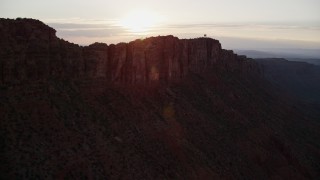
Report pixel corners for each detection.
[1,18,319,179]
[0,18,260,85]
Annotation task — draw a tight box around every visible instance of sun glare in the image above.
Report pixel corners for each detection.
[120,10,163,34]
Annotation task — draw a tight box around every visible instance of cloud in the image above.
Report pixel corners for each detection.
[46,19,132,43]
[44,18,320,49]
[165,22,320,31]
[161,23,320,44]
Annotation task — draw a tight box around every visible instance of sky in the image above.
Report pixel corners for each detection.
[1,0,320,51]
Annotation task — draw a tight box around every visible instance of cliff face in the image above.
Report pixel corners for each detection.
[1,18,319,179]
[0,18,259,85]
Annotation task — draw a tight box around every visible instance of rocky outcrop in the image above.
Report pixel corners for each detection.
[0,18,260,85]
[1,19,319,180]
[83,43,109,78]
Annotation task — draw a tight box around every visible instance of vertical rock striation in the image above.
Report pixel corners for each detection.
[0,18,260,85]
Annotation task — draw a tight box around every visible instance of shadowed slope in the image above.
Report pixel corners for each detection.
[0,18,319,179]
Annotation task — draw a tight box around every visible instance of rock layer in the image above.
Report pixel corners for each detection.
[1,18,319,180]
[0,18,260,85]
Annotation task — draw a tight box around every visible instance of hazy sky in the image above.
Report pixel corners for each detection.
[1,0,320,50]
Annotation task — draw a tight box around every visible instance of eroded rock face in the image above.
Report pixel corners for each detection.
[83,43,108,78]
[0,18,259,85]
[0,18,56,83]
[1,19,319,180]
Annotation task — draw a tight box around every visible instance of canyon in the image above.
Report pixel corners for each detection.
[0,18,319,179]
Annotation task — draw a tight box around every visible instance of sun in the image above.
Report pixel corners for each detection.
[120,10,163,34]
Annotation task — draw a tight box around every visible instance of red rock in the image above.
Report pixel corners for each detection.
[0,18,261,85]
[0,18,318,180]
[83,43,108,78]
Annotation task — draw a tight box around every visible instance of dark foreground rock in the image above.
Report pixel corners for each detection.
[0,18,319,179]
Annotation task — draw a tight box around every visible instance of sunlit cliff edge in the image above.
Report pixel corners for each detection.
[1,18,319,179]
[0,18,260,85]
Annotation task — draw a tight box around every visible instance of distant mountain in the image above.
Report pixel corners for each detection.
[287,58,320,66]
[1,18,319,179]
[235,50,280,58]
[235,49,320,65]
[256,58,320,104]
